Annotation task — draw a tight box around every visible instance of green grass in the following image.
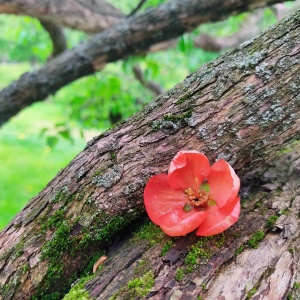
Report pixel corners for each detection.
[0,63,86,229]
[0,62,31,89]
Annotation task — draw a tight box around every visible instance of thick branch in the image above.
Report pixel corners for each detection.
[0,11,299,299]
[194,9,264,52]
[82,146,300,299]
[0,0,124,33]
[0,0,288,127]
[40,20,67,58]
[194,1,300,52]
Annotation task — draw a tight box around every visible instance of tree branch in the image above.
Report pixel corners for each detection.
[128,0,148,17]
[0,0,124,33]
[132,65,164,96]
[194,1,300,52]
[0,0,288,127]
[40,20,67,58]
[0,10,299,298]
[194,9,263,52]
[81,146,300,298]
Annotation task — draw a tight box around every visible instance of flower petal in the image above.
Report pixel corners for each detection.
[208,159,240,208]
[196,197,240,236]
[144,174,186,225]
[168,151,211,189]
[159,210,207,236]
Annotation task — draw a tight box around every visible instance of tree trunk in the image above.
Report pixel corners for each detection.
[79,145,300,299]
[0,9,299,300]
[0,0,288,127]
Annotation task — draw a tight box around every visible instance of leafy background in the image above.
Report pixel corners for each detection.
[0,0,285,228]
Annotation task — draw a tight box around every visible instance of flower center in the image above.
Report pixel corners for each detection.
[184,186,209,207]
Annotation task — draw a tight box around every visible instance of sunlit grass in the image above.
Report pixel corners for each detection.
[0,63,87,228]
[0,62,31,89]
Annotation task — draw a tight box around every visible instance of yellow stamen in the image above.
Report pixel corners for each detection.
[184,178,209,207]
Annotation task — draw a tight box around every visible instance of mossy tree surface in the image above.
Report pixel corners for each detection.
[0,9,300,300]
[69,143,300,299]
[0,0,290,126]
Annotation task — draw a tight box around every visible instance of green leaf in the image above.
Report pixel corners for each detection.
[46,136,58,148]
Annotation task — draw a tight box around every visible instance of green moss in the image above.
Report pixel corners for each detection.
[40,209,65,232]
[41,222,73,262]
[80,212,138,248]
[150,120,162,131]
[185,240,212,265]
[175,268,184,281]
[163,110,192,122]
[127,270,155,297]
[211,232,226,247]
[111,152,116,160]
[279,209,290,215]
[63,275,94,300]
[161,240,173,256]
[111,269,155,299]
[14,222,21,229]
[13,242,24,259]
[255,201,262,208]
[235,244,245,256]
[134,221,164,247]
[248,230,265,249]
[22,263,29,274]
[294,282,300,289]
[0,283,11,298]
[92,170,103,177]
[246,287,257,299]
[266,215,279,230]
[176,94,189,104]
[51,186,73,204]
[134,260,148,275]
[287,293,293,300]
[33,190,140,299]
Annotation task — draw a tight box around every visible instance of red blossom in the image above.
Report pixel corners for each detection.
[144,151,240,236]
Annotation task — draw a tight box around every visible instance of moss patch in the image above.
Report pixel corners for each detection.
[111,269,155,299]
[266,215,279,230]
[175,268,184,281]
[33,197,141,299]
[248,230,265,249]
[134,221,165,247]
[62,275,94,300]
[185,240,213,265]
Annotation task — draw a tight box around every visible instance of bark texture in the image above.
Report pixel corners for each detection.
[0,0,124,33]
[0,0,289,127]
[0,10,299,299]
[82,144,300,299]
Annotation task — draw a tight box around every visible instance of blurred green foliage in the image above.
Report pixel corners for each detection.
[0,1,283,228]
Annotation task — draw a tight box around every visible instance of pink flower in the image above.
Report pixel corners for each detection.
[144,151,240,236]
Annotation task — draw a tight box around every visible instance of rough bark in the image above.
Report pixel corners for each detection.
[0,0,124,34]
[0,10,299,299]
[82,145,300,299]
[0,0,289,127]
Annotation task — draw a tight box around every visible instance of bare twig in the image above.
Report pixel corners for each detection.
[132,64,163,97]
[128,0,147,17]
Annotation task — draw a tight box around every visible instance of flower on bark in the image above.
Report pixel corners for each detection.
[144,151,240,236]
